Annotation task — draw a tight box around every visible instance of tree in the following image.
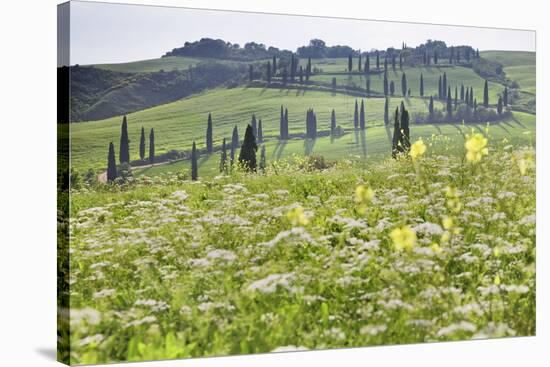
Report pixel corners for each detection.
[139,126,145,161]
[280,105,285,140]
[206,113,213,153]
[251,114,257,138]
[400,104,410,153]
[420,73,424,97]
[257,119,263,143]
[266,61,272,83]
[282,67,288,85]
[299,66,304,84]
[438,75,442,99]
[365,54,370,73]
[191,141,198,180]
[360,99,366,130]
[384,97,389,125]
[483,80,489,107]
[399,53,403,69]
[497,96,503,115]
[149,128,155,164]
[401,72,407,96]
[358,53,362,71]
[119,115,130,164]
[454,86,458,109]
[442,72,447,99]
[219,138,227,173]
[470,87,474,107]
[230,144,235,166]
[348,54,353,72]
[391,107,401,158]
[238,124,257,171]
[331,109,336,135]
[284,108,289,138]
[232,125,239,149]
[434,50,438,64]
[390,80,395,96]
[503,87,509,106]
[446,87,452,117]
[249,64,254,82]
[429,95,434,118]
[272,56,277,75]
[306,57,311,82]
[465,88,470,107]
[383,72,389,96]
[460,84,465,101]
[366,77,371,95]
[376,51,380,70]
[259,145,266,172]
[306,108,317,138]
[392,54,396,70]
[449,47,454,64]
[290,54,295,81]
[107,142,117,182]
[384,57,388,71]
[332,77,337,92]
[354,100,359,129]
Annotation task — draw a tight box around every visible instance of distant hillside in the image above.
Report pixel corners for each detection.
[69,61,250,121]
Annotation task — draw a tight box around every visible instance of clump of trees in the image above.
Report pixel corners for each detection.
[392,102,410,158]
[305,108,318,138]
[238,124,258,171]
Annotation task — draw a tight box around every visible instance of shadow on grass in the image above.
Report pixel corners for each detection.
[304,138,316,155]
[273,140,288,160]
[359,129,367,158]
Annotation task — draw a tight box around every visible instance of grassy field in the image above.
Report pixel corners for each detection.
[65,134,535,364]
[89,56,216,73]
[69,87,448,172]
[481,51,536,94]
[309,65,505,102]
[135,112,535,178]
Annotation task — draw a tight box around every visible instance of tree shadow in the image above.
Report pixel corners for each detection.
[304,138,316,155]
[429,124,442,135]
[452,124,466,139]
[359,129,367,158]
[511,115,527,128]
[497,123,510,133]
[273,140,288,160]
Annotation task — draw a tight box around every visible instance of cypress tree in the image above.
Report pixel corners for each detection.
[290,54,295,81]
[446,87,453,117]
[331,109,336,135]
[392,54,396,70]
[282,68,288,85]
[384,97,389,125]
[230,144,235,166]
[219,138,227,173]
[474,99,478,114]
[391,107,400,158]
[206,113,213,153]
[503,87,508,106]
[384,57,388,71]
[423,51,427,65]
[401,73,407,96]
[332,77,337,92]
[267,61,272,83]
[420,73,424,97]
[434,50,438,64]
[438,75,442,99]
[465,88,470,107]
[366,77,371,95]
[299,66,303,84]
[383,71,389,96]
[354,100,359,129]
[360,99,366,130]
[119,115,130,164]
[280,105,285,140]
[149,128,155,164]
[306,57,311,82]
[257,119,263,143]
[249,64,254,82]
[107,142,117,182]
[232,125,239,149]
[429,95,434,118]
[238,124,257,171]
[469,87,474,107]
[460,84,465,101]
[365,54,370,73]
[358,53,362,71]
[139,126,145,161]
[400,104,410,153]
[191,141,198,180]
[272,56,277,74]
[442,72,447,99]
[454,86,458,109]
[259,145,266,172]
[483,80,489,107]
[348,54,353,72]
[376,51,380,70]
[390,80,395,96]
[399,53,403,69]
[456,51,460,63]
[251,114,257,138]
[497,96,503,115]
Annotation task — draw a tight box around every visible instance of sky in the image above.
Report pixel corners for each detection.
[63,1,536,66]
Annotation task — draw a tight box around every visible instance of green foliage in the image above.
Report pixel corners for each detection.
[238,124,258,171]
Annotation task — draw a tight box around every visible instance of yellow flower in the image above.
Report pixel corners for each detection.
[286,206,309,226]
[390,226,417,252]
[409,139,427,160]
[431,243,442,254]
[355,185,374,204]
[442,216,454,230]
[494,275,501,286]
[464,133,489,163]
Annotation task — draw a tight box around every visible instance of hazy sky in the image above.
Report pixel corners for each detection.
[66,1,535,65]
